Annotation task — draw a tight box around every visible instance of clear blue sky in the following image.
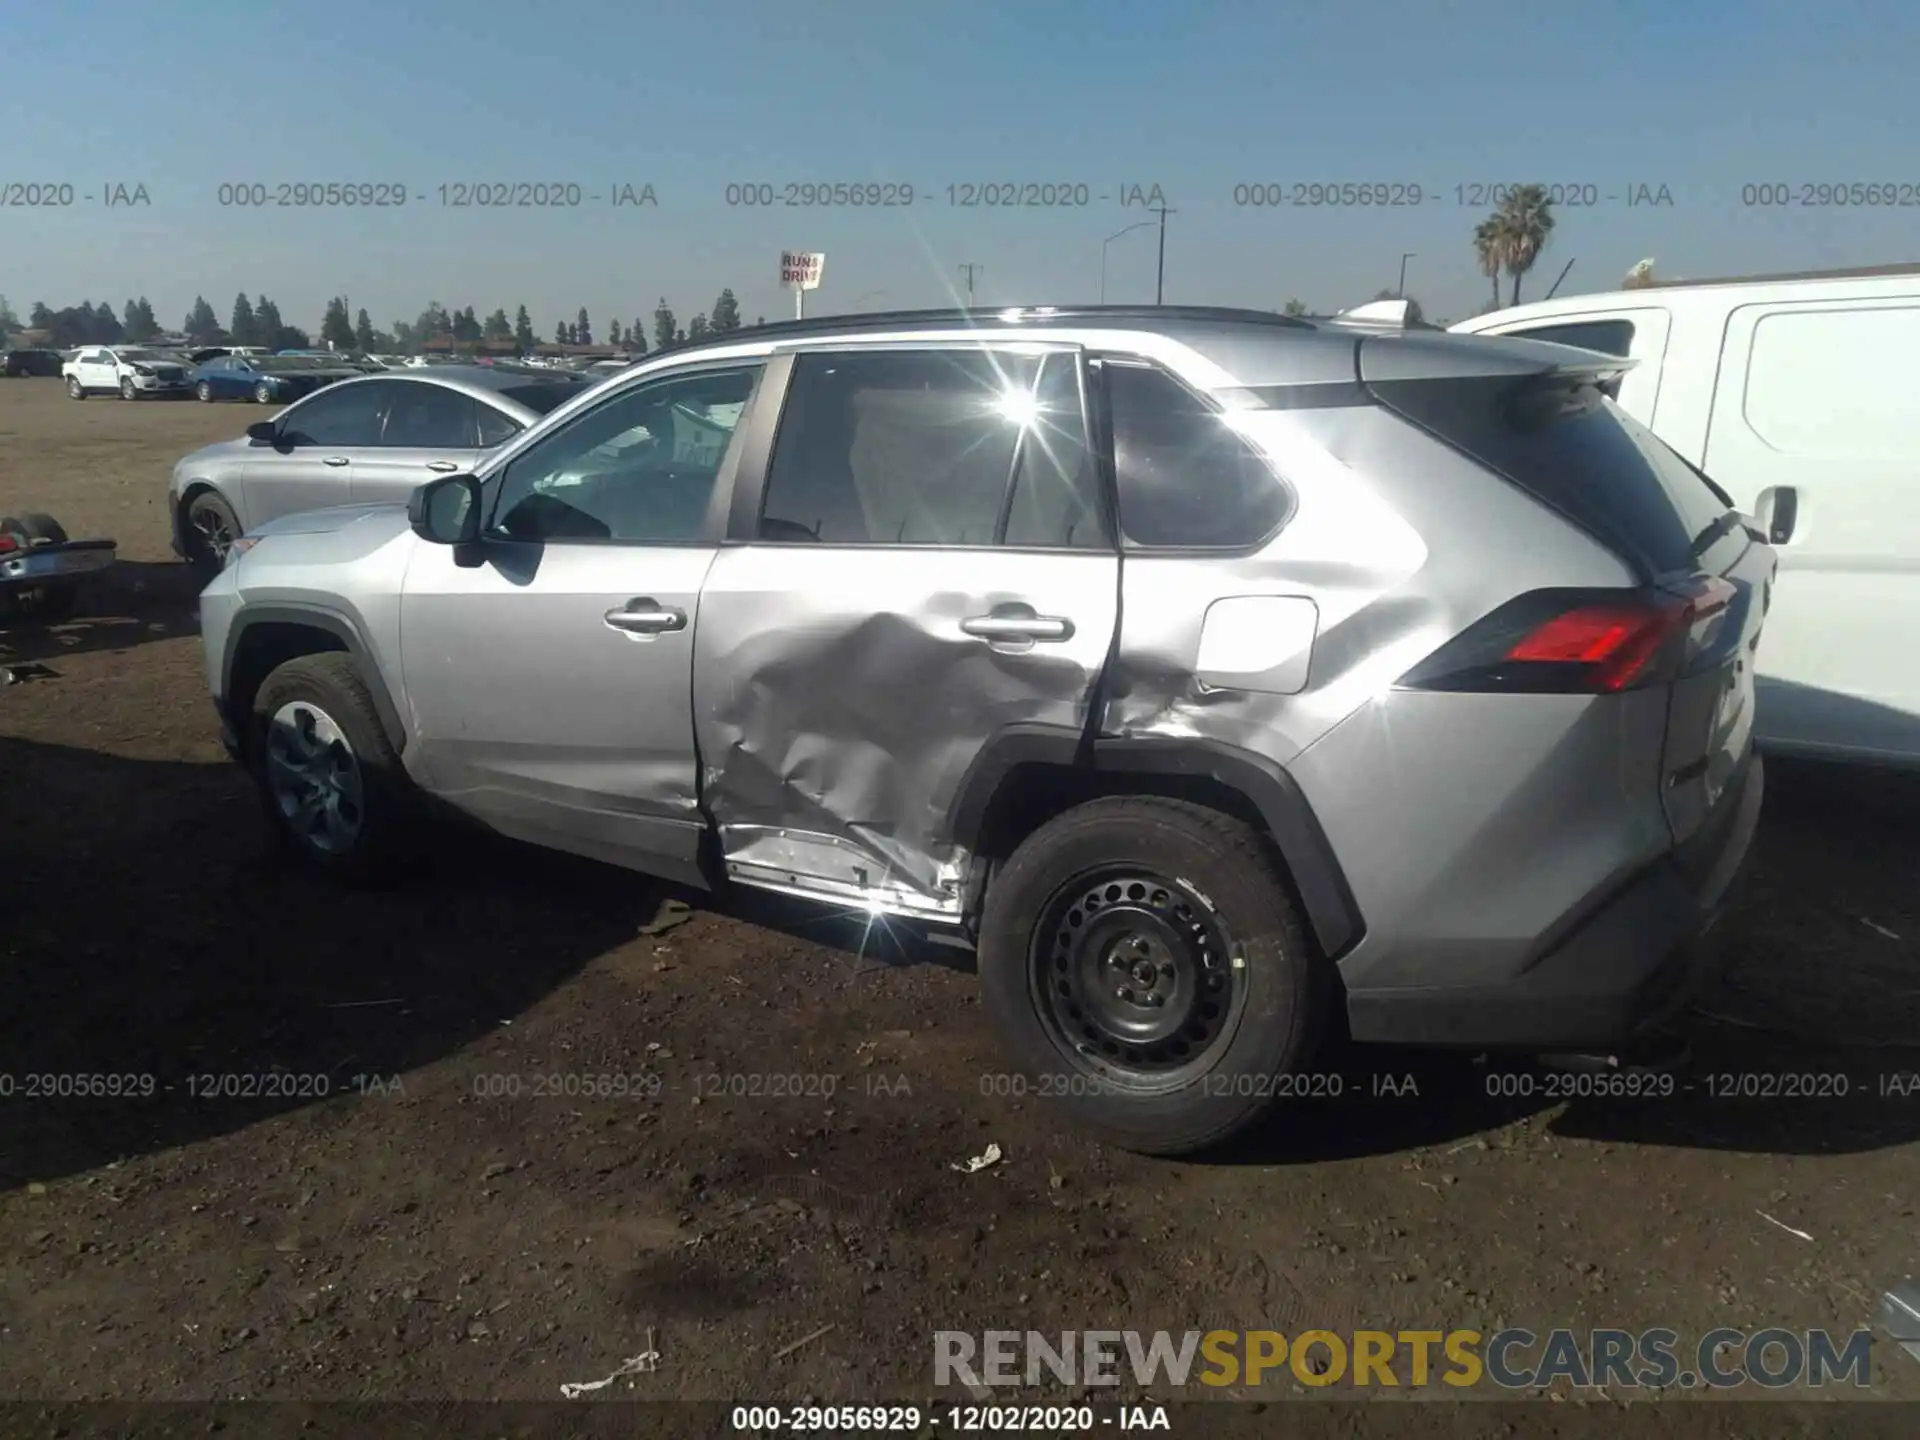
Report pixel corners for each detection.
[4,0,1916,337]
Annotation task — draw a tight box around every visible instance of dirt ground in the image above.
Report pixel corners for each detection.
[1,375,1917,1419]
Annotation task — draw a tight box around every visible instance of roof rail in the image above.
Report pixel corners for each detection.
[640,304,1316,360]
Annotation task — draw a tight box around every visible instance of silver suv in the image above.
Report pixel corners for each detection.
[197,306,1771,1155]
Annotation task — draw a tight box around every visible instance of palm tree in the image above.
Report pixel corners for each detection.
[1491,185,1555,306]
[1472,217,1505,312]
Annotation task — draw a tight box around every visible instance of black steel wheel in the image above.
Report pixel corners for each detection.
[1032,868,1246,1088]
[978,795,1325,1156]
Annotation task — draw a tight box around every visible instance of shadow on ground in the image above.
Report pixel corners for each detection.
[0,735,667,1189]
[1,559,201,666]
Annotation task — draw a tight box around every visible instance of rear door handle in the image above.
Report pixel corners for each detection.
[603,598,687,636]
[961,607,1074,643]
[426,460,460,473]
[321,455,349,468]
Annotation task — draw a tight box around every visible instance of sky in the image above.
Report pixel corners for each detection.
[3,0,1917,338]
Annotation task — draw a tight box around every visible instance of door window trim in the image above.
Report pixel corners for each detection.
[724,342,1115,553]
[478,357,771,548]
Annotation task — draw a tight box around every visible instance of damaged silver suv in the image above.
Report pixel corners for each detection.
[197,306,1771,1155]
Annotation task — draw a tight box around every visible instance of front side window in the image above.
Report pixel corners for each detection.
[1103,360,1291,548]
[278,382,386,447]
[759,348,1104,547]
[489,364,762,542]
[379,382,478,448]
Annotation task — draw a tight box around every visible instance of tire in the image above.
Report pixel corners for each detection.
[182,489,241,576]
[196,380,213,402]
[249,652,417,881]
[977,796,1325,1157]
[254,381,273,404]
[120,376,137,400]
[67,376,85,399]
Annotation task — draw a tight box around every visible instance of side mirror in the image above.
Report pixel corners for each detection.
[245,420,279,445]
[409,473,482,545]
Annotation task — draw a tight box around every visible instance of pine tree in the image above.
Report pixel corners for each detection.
[710,288,741,333]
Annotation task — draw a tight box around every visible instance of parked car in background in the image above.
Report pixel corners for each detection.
[190,346,272,365]
[1453,264,1920,768]
[195,305,1770,1155]
[62,345,194,399]
[169,363,591,572]
[4,348,66,377]
[191,354,362,405]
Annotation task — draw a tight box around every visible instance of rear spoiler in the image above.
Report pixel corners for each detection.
[1355,327,1637,388]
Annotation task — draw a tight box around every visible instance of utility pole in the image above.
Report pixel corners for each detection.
[1398,252,1416,297]
[958,263,982,306]
[1150,205,1175,304]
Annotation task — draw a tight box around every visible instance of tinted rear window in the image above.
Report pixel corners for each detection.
[1501,318,1636,357]
[501,382,584,415]
[1371,374,1732,575]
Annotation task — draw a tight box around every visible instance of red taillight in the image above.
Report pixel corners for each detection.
[1504,599,1688,692]
[1399,581,1736,695]
[0,533,17,554]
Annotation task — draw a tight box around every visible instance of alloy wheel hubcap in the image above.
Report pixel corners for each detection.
[1034,870,1242,1083]
[264,700,363,853]
[191,506,233,559]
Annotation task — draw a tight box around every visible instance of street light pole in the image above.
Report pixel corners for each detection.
[1100,220,1156,304]
[958,263,982,305]
[1398,252,1417,297]
[1151,205,1176,304]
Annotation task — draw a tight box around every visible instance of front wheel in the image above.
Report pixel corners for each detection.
[977,796,1325,1156]
[67,376,85,399]
[254,381,274,404]
[119,377,137,400]
[182,489,241,576]
[249,653,418,881]
[196,380,213,402]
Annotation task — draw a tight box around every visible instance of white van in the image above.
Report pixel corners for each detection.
[1452,265,1920,768]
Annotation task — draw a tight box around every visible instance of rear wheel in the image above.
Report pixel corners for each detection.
[183,490,241,576]
[249,653,417,881]
[977,796,1325,1156]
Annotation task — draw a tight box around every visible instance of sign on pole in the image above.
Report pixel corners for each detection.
[782,250,826,318]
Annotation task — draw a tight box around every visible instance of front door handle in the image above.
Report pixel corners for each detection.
[604,598,687,636]
[321,455,349,468]
[426,460,459,473]
[961,606,1074,643]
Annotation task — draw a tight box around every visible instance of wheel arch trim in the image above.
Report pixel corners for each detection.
[945,727,1364,959]
[222,605,408,754]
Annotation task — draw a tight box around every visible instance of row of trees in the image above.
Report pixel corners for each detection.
[2,289,766,356]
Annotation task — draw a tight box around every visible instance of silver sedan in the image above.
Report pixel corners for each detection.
[168,365,589,572]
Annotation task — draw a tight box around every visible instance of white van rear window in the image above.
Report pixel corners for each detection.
[1745,306,1920,455]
